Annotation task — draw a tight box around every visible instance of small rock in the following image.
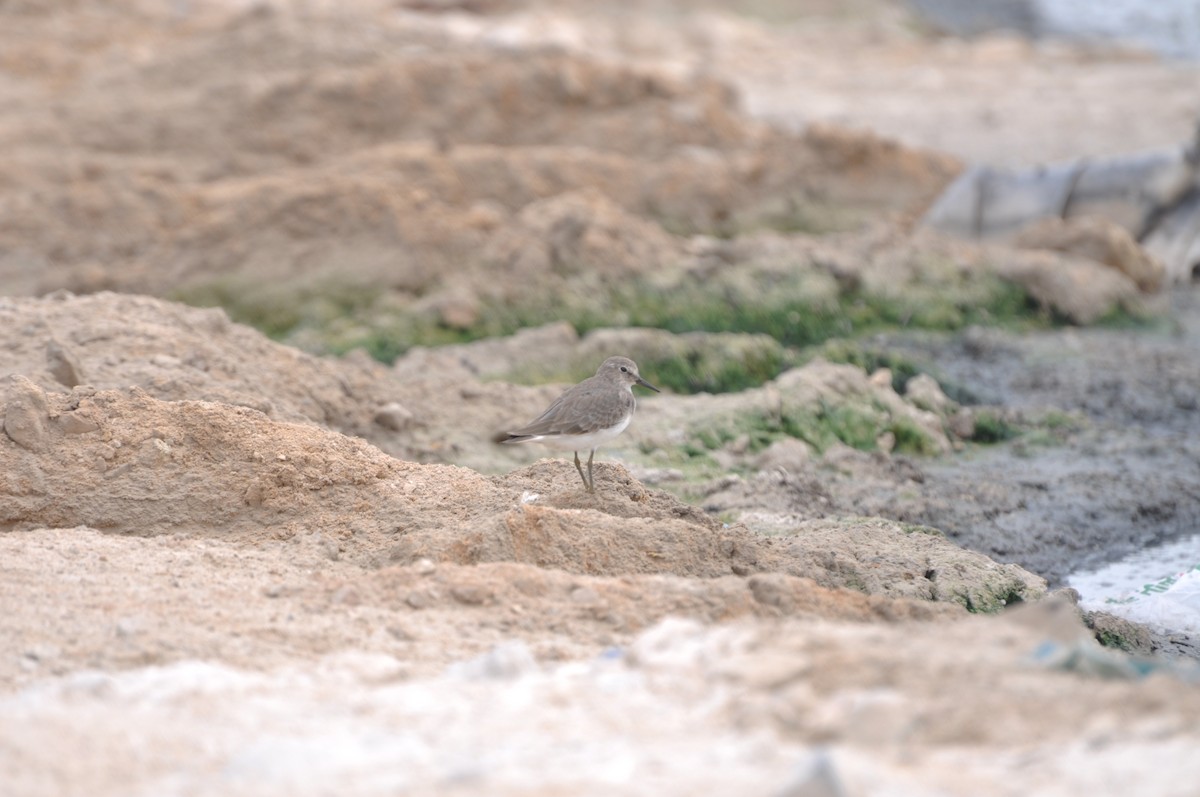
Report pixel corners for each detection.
[436,294,480,331]
[451,585,490,605]
[55,411,101,435]
[463,201,506,232]
[3,376,50,451]
[387,624,414,642]
[137,437,172,466]
[755,438,812,473]
[199,306,231,334]
[406,590,433,609]
[1016,216,1165,293]
[731,561,754,577]
[868,368,893,390]
[415,558,437,575]
[243,482,266,507]
[374,402,415,432]
[993,250,1138,325]
[948,408,976,439]
[570,586,601,605]
[150,353,182,368]
[748,573,796,612]
[905,373,951,413]
[46,339,85,387]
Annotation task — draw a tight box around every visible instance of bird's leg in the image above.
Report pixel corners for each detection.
[573,451,590,491]
[587,449,596,493]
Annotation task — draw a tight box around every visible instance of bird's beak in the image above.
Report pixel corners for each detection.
[636,375,660,393]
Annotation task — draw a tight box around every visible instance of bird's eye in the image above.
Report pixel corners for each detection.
[620,366,628,373]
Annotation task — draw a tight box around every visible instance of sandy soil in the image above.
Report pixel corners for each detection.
[2,1,1200,795]
[719,22,1200,167]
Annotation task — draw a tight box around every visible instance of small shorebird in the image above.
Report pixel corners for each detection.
[497,356,659,492]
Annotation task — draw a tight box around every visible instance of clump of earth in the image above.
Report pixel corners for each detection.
[2,1,1200,795]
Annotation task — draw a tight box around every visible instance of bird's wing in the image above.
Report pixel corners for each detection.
[506,378,633,437]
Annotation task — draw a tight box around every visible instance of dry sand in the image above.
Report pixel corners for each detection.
[2,1,1200,795]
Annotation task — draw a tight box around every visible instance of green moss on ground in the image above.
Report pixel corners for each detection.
[174,278,312,340]
[670,394,939,464]
[898,523,945,537]
[638,345,791,395]
[888,416,941,456]
[1094,628,1138,652]
[960,586,1030,614]
[656,196,869,239]
[174,258,1069,402]
[970,410,1021,444]
[966,409,1083,452]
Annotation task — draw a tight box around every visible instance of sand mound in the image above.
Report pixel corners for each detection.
[2,375,1042,611]
[0,1,957,301]
[0,291,393,433]
[0,526,957,687]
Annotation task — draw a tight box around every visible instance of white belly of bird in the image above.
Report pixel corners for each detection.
[532,415,632,452]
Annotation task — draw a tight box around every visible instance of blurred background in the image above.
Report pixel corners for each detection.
[1,0,1198,363]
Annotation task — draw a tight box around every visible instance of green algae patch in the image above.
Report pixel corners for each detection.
[970,410,1021,444]
[173,251,1070,399]
[963,408,1084,453]
[888,416,941,456]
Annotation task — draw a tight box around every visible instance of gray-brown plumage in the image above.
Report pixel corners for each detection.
[497,356,659,491]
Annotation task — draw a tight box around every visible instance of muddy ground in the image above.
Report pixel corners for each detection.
[2,1,1200,795]
[697,287,1200,589]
